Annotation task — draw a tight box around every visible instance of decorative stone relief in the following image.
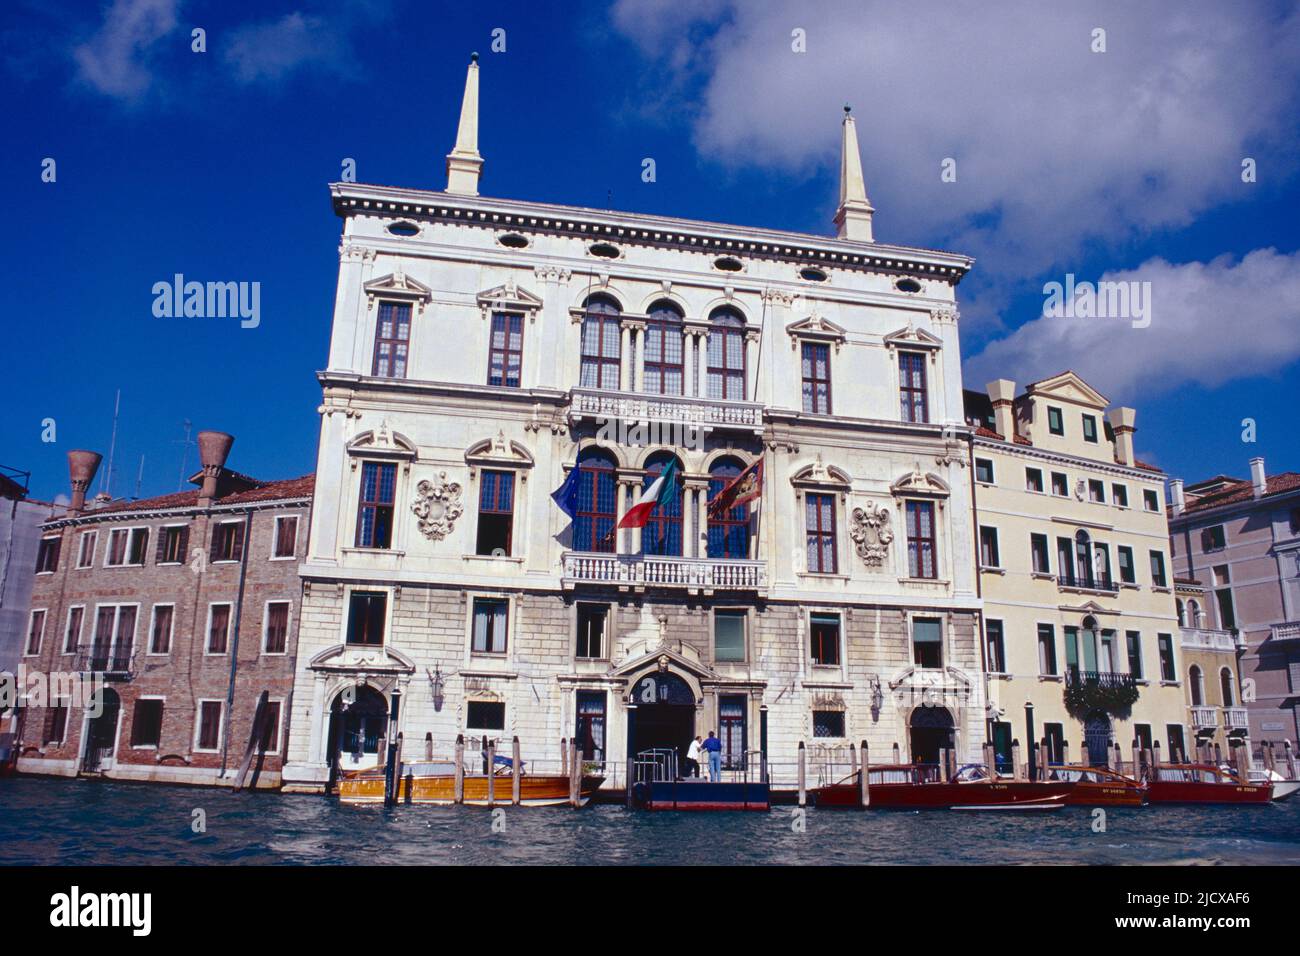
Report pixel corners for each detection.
[850,500,894,568]
[412,471,464,541]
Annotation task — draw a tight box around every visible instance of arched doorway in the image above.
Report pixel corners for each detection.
[1083,711,1112,767]
[628,672,696,777]
[325,685,388,786]
[81,688,121,773]
[908,707,954,766]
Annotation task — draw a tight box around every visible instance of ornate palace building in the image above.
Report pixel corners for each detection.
[964,373,1188,767]
[281,58,985,791]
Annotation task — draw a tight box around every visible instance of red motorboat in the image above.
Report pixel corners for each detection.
[813,764,1074,810]
[1045,765,1146,806]
[1144,763,1272,805]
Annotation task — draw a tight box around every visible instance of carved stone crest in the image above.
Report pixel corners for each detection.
[850,501,894,568]
[412,471,464,540]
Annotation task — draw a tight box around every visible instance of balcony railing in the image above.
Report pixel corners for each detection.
[1180,627,1238,652]
[561,551,766,590]
[73,646,135,678]
[1270,621,1300,643]
[1065,668,1137,690]
[1056,574,1119,595]
[1189,705,1218,730]
[568,386,764,434]
[1223,707,1250,730]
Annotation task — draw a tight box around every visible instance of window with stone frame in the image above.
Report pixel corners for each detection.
[810,613,841,666]
[476,469,515,556]
[372,301,412,378]
[355,462,396,549]
[35,536,60,573]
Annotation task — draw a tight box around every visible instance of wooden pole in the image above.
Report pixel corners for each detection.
[892,741,901,764]
[1285,740,1298,780]
[486,739,496,807]
[1152,741,1162,768]
[983,742,996,778]
[568,738,580,808]
[560,736,568,776]
[453,734,465,805]
[849,742,857,778]
[1110,741,1120,772]
[859,740,870,807]
[797,741,807,807]
[1062,740,1070,768]
[424,733,433,761]
[1262,740,1275,775]
[511,736,522,806]
[1010,741,1023,781]
[1038,741,1050,781]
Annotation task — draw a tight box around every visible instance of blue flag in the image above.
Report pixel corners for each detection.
[551,466,580,519]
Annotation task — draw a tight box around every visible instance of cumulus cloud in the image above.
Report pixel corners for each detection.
[607,1,1300,280]
[71,0,178,100]
[963,248,1300,401]
[222,12,351,85]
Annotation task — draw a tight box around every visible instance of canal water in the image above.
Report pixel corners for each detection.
[2,777,1299,865]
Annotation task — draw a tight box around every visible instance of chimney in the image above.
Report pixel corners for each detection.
[67,450,103,516]
[197,430,235,506]
[985,379,1016,440]
[1250,457,1266,498]
[1105,406,1137,467]
[1170,478,1185,516]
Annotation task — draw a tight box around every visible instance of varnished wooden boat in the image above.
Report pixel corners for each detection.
[338,761,605,807]
[813,764,1074,810]
[1144,763,1271,805]
[1045,765,1147,806]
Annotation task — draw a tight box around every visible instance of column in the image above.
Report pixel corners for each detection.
[308,673,328,764]
[631,324,645,393]
[620,325,632,391]
[615,478,632,555]
[697,331,710,399]
[744,334,757,402]
[695,483,709,559]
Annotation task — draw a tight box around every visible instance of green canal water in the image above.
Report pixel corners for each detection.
[2,777,1299,865]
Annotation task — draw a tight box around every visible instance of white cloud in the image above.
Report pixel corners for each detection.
[222,12,349,85]
[963,248,1300,402]
[608,1,1300,281]
[72,0,178,100]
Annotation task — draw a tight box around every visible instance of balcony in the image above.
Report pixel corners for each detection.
[1056,574,1120,595]
[1065,668,1137,690]
[568,386,764,435]
[1180,627,1238,652]
[1223,707,1250,731]
[1189,706,1218,730]
[1270,621,1300,643]
[73,647,135,679]
[561,551,766,592]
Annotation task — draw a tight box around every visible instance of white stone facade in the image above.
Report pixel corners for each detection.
[281,74,985,791]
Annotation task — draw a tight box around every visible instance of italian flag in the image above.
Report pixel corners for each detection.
[618,458,681,529]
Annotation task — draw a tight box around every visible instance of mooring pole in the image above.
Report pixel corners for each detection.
[454,734,465,805]
[512,736,522,806]
[797,741,806,807]
[859,740,870,808]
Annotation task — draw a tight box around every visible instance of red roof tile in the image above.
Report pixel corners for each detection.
[1182,472,1300,514]
[86,475,314,515]
[973,426,1030,446]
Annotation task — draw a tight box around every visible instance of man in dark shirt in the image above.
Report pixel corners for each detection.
[701,730,723,781]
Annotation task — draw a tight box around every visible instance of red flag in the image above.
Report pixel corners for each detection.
[707,458,763,518]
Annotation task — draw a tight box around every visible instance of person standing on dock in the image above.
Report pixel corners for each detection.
[702,731,723,781]
[685,736,703,779]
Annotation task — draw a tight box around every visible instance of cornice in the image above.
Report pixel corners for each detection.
[972,434,1164,482]
[330,182,974,284]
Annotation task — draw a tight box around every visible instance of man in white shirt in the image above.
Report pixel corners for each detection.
[685,736,703,779]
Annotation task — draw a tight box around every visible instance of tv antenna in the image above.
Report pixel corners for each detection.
[174,419,196,491]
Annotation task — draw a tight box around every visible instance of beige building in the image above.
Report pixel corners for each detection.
[1174,577,1247,758]
[964,372,1187,768]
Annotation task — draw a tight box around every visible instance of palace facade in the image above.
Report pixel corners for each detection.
[280,59,986,791]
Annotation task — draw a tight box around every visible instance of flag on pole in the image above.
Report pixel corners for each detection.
[707,457,764,518]
[618,458,681,529]
[551,466,580,520]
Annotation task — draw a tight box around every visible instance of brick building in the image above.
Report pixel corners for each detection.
[15,434,312,788]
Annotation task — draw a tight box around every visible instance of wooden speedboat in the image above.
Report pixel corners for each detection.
[338,760,605,807]
[813,764,1074,810]
[1250,769,1300,801]
[1045,765,1146,806]
[1144,763,1271,805]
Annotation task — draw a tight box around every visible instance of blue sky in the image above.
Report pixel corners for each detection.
[4,0,1298,503]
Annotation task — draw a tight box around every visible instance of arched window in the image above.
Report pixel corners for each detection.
[707,457,751,559]
[1074,530,1093,587]
[579,294,622,391]
[573,449,617,553]
[706,307,746,400]
[640,452,683,556]
[1187,599,1202,627]
[1220,667,1235,707]
[1176,599,1186,627]
[1189,665,1204,706]
[644,300,684,395]
[1080,614,1100,673]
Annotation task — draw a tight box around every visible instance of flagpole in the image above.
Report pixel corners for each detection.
[750,294,768,563]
